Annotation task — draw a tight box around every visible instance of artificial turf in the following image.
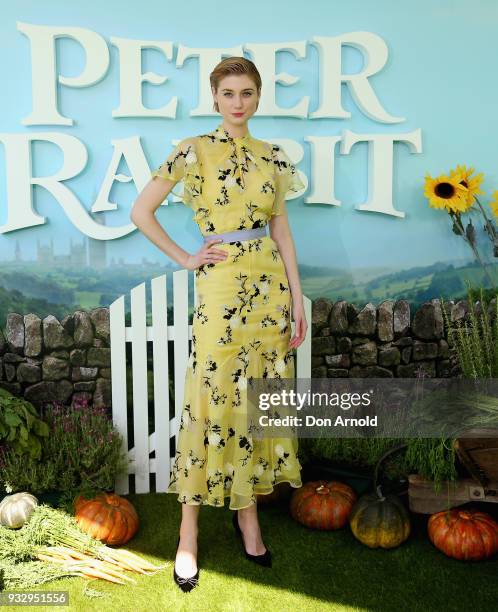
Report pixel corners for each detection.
[20,492,498,612]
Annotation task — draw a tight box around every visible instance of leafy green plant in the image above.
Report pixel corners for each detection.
[0,388,49,459]
[299,436,458,491]
[0,397,128,497]
[298,437,413,481]
[404,438,458,492]
[442,285,498,377]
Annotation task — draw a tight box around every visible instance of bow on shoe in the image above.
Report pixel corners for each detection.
[176,575,199,586]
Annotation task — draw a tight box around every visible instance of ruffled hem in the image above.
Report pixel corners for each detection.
[168,477,303,511]
[167,336,301,510]
[175,162,203,210]
[270,144,306,217]
[151,139,203,210]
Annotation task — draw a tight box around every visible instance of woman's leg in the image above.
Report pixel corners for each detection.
[236,501,267,555]
[175,503,200,577]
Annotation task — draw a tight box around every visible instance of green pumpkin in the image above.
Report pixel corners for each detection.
[349,486,411,549]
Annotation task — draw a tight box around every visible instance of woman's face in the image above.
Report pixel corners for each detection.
[212,74,260,125]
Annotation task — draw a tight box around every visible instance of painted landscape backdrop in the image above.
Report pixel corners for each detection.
[1,253,496,329]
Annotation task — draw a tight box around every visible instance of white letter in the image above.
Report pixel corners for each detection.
[305,135,342,206]
[340,129,422,218]
[311,32,404,123]
[111,37,176,117]
[18,22,109,126]
[244,41,309,117]
[177,45,244,116]
[0,133,134,240]
[93,136,155,212]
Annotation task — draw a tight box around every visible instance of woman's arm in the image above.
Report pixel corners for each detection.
[131,177,228,270]
[130,177,192,268]
[269,207,308,349]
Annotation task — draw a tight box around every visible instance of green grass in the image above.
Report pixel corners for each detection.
[20,494,498,612]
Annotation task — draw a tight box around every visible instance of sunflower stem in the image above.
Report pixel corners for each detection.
[474,195,498,246]
[451,211,496,288]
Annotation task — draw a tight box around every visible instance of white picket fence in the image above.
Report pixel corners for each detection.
[109,269,312,495]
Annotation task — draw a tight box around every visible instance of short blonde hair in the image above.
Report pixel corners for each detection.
[210,56,261,113]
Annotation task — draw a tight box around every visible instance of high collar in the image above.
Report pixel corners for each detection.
[208,122,268,189]
[213,122,252,146]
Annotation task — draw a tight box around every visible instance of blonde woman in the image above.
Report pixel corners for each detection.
[131,56,307,592]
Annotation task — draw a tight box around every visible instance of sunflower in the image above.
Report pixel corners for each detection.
[424,172,470,213]
[489,190,498,220]
[449,164,484,205]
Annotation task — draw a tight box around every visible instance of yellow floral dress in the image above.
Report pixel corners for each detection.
[151,122,305,509]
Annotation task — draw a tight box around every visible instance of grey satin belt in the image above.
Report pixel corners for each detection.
[202,226,268,244]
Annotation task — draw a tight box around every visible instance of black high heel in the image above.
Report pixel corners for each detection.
[232,511,272,567]
[173,536,199,592]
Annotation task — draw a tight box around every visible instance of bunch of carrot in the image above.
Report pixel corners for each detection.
[1,504,168,586]
[35,545,163,584]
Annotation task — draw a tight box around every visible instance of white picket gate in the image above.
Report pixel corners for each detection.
[109,269,312,495]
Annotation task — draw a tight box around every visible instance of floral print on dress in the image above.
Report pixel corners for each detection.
[151,122,304,510]
[151,138,204,210]
[151,123,306,231]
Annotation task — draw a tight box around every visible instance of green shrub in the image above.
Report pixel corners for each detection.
[442,286,498,378]
[0,389,49,459]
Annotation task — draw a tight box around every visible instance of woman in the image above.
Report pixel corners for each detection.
[130,56,308,592]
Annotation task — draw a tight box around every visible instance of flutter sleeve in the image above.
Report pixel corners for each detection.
[151,138,203,209]
[270,143,306,217]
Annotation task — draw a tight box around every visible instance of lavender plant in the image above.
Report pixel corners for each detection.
[0,397,128,497]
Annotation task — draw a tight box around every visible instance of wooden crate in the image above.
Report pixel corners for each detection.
[408,474,498,514]
[453,428,498,486]
[408,428,498,514]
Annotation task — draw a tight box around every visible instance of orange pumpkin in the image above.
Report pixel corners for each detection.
[290,480,357,530]
[428,508,498,561]
[74,492,139,546]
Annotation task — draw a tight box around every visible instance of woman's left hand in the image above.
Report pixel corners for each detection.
[289,301,308,349]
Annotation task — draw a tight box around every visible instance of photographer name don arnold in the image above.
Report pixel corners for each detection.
[259,414,378,427]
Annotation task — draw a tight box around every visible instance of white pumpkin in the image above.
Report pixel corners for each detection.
[0,492,38,528]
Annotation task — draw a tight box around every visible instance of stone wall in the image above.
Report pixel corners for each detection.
[311,297,494,378]
[0,298,492,408]
[0,309,111,409]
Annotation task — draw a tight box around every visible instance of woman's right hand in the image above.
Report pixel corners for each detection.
[184,238,228,270]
